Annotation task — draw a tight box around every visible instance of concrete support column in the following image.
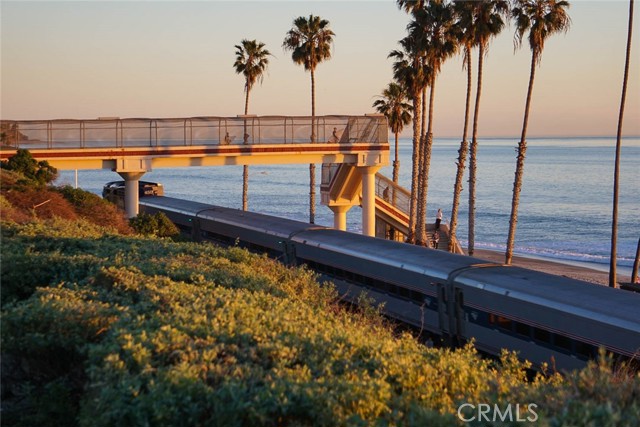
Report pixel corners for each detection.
[117,171,146,218]
[329,205,351,231]
[360,166,377,237]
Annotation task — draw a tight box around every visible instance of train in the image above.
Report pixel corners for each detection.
[139,195,640,372]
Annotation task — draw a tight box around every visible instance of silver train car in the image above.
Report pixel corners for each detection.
[140,196,640,372]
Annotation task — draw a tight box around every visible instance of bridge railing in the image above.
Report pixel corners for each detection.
[376,173,410,215]
[0,115,387,150]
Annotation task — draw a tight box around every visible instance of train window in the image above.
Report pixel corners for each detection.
[515,322,531,338]
[410,290,424,303]
[575,341,596,358]
[372,279,387,292]
[489,314,513,332]
[398,287,411,299]
[466,308,488,325]
[533,328,551,344]
[554,334,572,351]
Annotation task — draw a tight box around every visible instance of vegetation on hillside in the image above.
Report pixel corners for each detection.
[129,211,179,237]
[1,164,639,426]
[0,148,58,185]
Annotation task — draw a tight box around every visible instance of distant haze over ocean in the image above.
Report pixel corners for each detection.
[57,136,639,274]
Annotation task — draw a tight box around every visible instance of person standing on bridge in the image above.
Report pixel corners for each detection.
[383,186,390,202]
[330,127,339,143]
[435,208,443,230]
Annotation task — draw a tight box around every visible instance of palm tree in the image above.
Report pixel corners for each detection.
[449,0,476,253]
[372,82,413,183]
[610,0,634,288]
[389,35,430,243]
[506,0,570,265]
[465,0,510,256]
[409,0,459,246]
[397,0,427,14]
[233,39,271,211]
[283,15,335,224]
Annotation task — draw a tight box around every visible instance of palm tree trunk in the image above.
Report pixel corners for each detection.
[450,45,472,253]
[417,85,428,245]
[418,73,436,247]
[242,86,250,211]
[468,44,485,256]
[408,93,423,244]
[393,131,400,184]
[609,0,634,288]
[506,51,537,265]
[309,68,316,224]
[632,238,640,284]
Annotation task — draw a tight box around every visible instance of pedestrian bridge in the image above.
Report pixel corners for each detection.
[0,115,387,169]
[1,115,389,235]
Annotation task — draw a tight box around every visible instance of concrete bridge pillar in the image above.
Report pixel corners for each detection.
[329,205,351,231]
[117,171,146,218]
[360,166,378,237]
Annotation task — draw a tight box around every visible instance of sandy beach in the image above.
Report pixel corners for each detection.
[471,249,631,287]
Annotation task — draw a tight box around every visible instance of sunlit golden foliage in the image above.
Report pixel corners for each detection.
[2,215,639,426]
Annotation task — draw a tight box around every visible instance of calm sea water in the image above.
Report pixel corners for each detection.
[56,136,639,274]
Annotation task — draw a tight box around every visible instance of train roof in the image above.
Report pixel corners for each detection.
[140,196,319,239]
[292,228,493,281]
[456,265,640,334]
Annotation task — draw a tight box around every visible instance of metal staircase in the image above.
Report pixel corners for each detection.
[320,163,464,254]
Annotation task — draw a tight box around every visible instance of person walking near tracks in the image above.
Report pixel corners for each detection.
[435,208,443,230]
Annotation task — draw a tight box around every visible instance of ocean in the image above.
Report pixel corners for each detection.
[56,136,639,275]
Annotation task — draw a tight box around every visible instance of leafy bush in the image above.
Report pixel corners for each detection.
[129,211,179,237]
[57,185,131,234]
[1,169,132,233]
[2,285,122,427]
[0,148,57,185]
[2,217,639,427]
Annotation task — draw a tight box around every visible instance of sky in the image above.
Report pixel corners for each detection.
[1,0,639,137]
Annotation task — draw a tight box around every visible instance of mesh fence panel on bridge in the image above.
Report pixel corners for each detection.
[1,115,386,149]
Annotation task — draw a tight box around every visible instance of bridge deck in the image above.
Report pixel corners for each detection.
[1,115,388,168]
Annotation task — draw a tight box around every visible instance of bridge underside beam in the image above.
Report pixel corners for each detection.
[3,144,389,171]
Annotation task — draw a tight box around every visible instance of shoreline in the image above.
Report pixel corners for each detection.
[470,248,631,286]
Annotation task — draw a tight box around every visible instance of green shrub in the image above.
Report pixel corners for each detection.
[129,211,179,237]
[1,285,121,426]
[0,148,57,185]
[3,216,640,427]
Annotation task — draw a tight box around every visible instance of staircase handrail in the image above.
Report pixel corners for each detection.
[375,173,410,215]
